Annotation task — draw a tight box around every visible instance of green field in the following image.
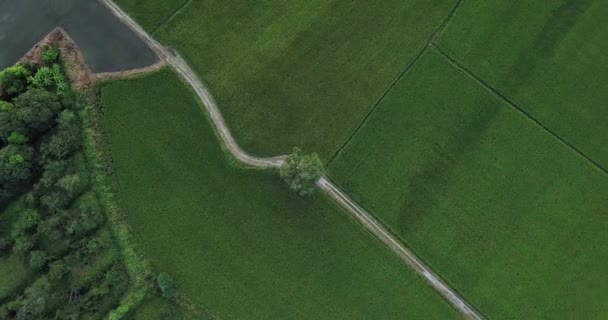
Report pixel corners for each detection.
[144,0,456,159]
[100,70,457,320]
[329,50,608,319]
[438,0,608,168]
[132,298,196,320]
[116,0,188,32]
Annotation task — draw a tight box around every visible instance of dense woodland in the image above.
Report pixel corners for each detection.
[0,47,131,319]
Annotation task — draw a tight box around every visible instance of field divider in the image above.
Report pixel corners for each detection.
[432,44,608,176]
[99,0,484,318]
[327,0,463,166]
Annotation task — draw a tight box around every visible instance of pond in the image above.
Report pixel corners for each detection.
[0,0,157,72]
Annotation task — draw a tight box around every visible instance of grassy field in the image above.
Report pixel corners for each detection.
[438,0,608,168]
[132,298,196,320]
[116,0,187,32]
[142,0,457,159]
[329,50,608,319]
[100,69,457,320]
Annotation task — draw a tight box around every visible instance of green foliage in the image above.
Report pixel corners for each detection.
[0,145,35,189]
[7,131,28,145]
[0,60,148,319]
[0,64,33,99]
[41,46,60,64]
[279,148,324,196]
[28,250,47,269]
[12,88,61,134]
[17,276,51,320]
[39,110,81,160]
[156,272,175,299]
[12,235,34,257]
[11,208,40,237]
[48,260,67,282]
[28,64,68,95]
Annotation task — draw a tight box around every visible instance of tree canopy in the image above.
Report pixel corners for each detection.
[279,148,324,196]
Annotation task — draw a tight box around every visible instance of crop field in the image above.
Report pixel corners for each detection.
[100,70,457,320]
[142,0,457,159]
[329,49,608,319]
[438,0,608,168]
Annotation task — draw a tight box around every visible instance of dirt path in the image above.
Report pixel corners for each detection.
[318,177,483,320]
[99,0,484,318]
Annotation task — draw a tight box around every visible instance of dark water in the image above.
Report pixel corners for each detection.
[0,0,157,72]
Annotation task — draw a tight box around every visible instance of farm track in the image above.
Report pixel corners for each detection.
[99,0,484,318]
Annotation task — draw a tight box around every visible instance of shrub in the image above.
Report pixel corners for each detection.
[41,46,60,64]
[0,64,32,98]
[7,132,28,145]
[48,260,68,282]
[11,209,40,237]
[156,272,176,299]
[28,250,48,269]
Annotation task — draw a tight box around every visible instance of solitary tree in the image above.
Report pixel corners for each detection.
[279,148,324,196]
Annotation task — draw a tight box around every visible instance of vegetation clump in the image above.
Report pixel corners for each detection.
[279,147,324,196]
[156,272,176,300]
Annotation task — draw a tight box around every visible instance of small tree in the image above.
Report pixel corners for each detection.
[28,250,48,270]
[7,132,28,145]
[156,272,176,299]
[279,148,324,196]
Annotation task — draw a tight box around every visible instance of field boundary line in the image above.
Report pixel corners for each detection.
[151,0,193,35]
[100,0,484,318]
[432,44,608,176]
[327,0,464,166]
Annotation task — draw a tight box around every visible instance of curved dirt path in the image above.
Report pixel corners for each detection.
[101,0,284,168]
[100,0,484,318]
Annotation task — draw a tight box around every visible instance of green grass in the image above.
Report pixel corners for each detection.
[329,50,608,319]
[100,69,457,320]
[116,0,188,32]
[438,0,608,168]
[132,298,195,320]
[143,0,456,159]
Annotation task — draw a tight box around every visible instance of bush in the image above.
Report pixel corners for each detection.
[0,64,32,98]
[11,209,40,237]
[28,250,47,269]
[156,272,176,299]
[0,145,35,185]
[48,260,68,282]
[12,236,34,257]
[7,132,28,145]
[41,46,60,64]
